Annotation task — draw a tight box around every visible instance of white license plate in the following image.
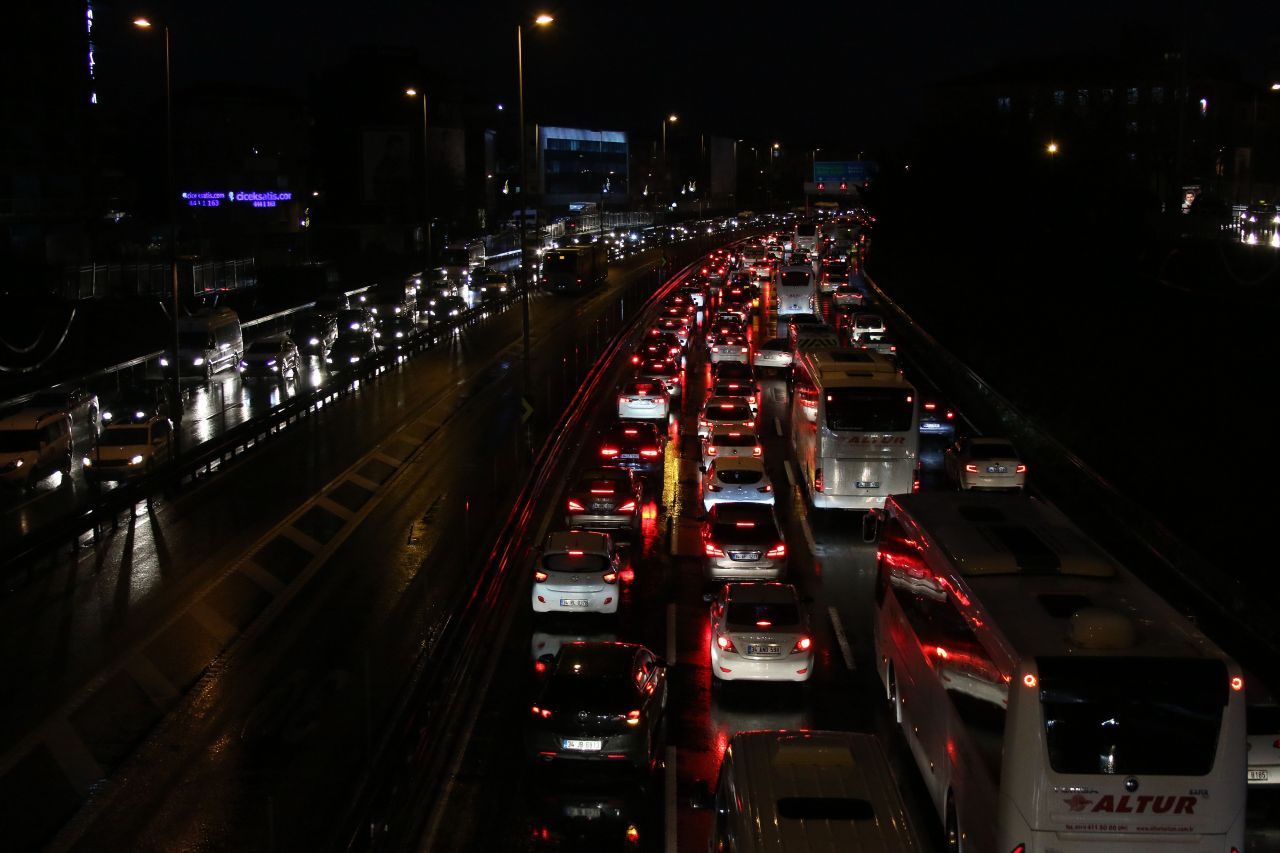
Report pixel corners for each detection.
[562,739,603,751]
[629,399,654,407]
[856,481,880,489]
[987,466,1007,474]
[560,599,589,607]
[564,805,602,818]
[747,644,781,656]
[1250,769,1270,782]
[729,551,761,561]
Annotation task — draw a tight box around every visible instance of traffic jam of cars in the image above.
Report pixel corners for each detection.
[514,214,1039,848]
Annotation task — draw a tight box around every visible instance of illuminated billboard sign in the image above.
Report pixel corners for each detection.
[813,161,877,185]
[181,190,294,209]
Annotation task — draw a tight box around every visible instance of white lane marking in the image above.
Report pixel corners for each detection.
[666,744,678,853]
[783,460,795,487]
[773,416,782,437]
[665,601,678,853]
[828,606,856,672]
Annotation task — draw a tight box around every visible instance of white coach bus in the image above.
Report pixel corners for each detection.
[775,265,816,316]
[789,349,918,509]
[873,491,1247,853]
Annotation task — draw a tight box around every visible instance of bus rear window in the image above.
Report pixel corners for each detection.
[780,272,811,289]
[1039,657,1227,776]
[825,388,914,432]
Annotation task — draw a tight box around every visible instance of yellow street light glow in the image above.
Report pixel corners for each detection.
[534,13,554,25]
[1046,141,1059,154]
[1272,82,1280,91]
[772,142,780,149]
[668,114,678,123]
[405,88,418,96]
[133,17,153,28]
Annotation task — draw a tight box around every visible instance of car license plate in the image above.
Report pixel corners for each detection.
[856,481,880,489]
[591,502,612,512]
[620,453,639,461]
[562,739,603,751]
[559,599,589,607]
[987,466,1007,474]
[1250,769,1270,782]
[564,805,602,818]
[729,551,761,561]
[629,398,653,407]
[746,644,781,656]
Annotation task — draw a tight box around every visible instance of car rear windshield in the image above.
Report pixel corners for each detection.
[726,601,799,626]
[542,553,609,573]
[710,520,777,544]
[969,442,1017,460]
[1039,657,1228,776]
[545,675,633,708]
[713,434,757,448]
[780,272,810,289]
[825,388,914,433]
[0,431,39,452]
[716,467,763,484]
[624,382,662,396]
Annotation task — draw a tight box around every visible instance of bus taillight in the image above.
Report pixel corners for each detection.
[814,468,823,492]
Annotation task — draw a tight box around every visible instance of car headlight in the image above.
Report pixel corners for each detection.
[240,360,248,369]
[102,411,114,421]
[395,331,404,338]
[129,454,144,465]
[192,357,205,366]
[325,356,333,363]
[349,355,360,363]
[309,337,319,346]
[134,410,145,420]
[82,456,92,467]
[159,357,169,367]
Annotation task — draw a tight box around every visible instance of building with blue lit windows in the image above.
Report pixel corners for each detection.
[537,126,629,211]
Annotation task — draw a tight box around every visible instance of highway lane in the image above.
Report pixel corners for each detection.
[0,242,734,850]
[434,269,949,852]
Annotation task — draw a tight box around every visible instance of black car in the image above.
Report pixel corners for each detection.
[292,313,338,355]
[633,358,682,399]
[98,385,166,426]
[377,315,418,351]
[595,422,665,480]
[325,332,378,373]
[528,641,668,773]
[710,360,755,386]
[426,294,467,323]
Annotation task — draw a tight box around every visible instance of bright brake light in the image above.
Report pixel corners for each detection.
[602,571,619,584]
[617,500,637,512]
[531,705,552,719]
[965,463,979,473]
[766,543,786,558]
[792,636,812,653]
[568,499,585,512]
[625,709,641,726]
[640,448,660,458]
[1016,464,1027,474]
[601,446,620,457]
[752,446,762,457]
[705,543,725,557]
[534,570,549,582]
[707,445,717,456]
[716,635,737,652]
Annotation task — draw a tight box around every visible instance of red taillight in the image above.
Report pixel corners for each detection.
[534,569,549,582]
[946,410,955,419]
[568,499,585,512]
[617,499,637,512]
[1010,846,1026,853]
[534,660,547,673]
[924,402,937,410]
[531,705,552,719]
[814,468,823,492]
[630,355,641,364]
[707,445,718,456]
[792,636,812,653]
[757,484,772,493]
[601,446,619,457]
[625,709,641,726]
[766,543,786,558]
[705,542,725,557]
[1231,675,1245,692]
[965,463,979,473]
[716,634,737,652]
[752,445,762,457]
[640,448,659,458]
[711,346,719,353]
[1016,464,1027,474]
[602,571,619,584]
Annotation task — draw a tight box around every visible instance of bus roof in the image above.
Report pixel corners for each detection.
[796,349,904,387]
[888,492,1226,661]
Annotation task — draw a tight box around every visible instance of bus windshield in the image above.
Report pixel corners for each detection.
[780,272,811,290]
[543,252,579,272]
[825,388,914,432]
[1039,657,1227,776]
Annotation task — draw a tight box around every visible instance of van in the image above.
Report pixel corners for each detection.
[169,307,243,379]
[708,730,920,852]
[0,408,74,491]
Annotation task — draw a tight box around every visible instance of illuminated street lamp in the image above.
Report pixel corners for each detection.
[1046,141,1060,155]
[662,113,678,154]
[405,87,432,265]
[518,13,554,391]
[133,15,182,441]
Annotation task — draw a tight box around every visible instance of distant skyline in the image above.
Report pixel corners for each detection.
[91,0,1278,147]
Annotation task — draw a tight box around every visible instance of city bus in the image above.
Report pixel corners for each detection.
[789,349,918,509]
[542,244,608,293]
[872,491,1248,853]
[792,221,818,252]
[774,265,816,316]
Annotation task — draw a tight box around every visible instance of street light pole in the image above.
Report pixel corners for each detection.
[135,16,182,443]
[406,88,431,267]
[516,14,553,393]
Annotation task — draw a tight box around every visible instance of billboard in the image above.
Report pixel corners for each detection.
[813,160,877,185]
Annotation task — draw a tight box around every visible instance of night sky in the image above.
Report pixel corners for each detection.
[94,0,1277,147]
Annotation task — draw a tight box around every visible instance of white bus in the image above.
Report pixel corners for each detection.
[873,491,1247,853]
[775,265,816,316]
[793,221,818,252]
[789,349,918,509]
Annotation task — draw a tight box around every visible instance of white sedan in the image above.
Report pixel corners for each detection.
[708,582,813,683]
[752,337,793,371]
[701,424,763,468]
[944,436,1027,491]
[698,397,755,439]
[701,456,775,510]
[709,335,750,365]
[617,380,670,421]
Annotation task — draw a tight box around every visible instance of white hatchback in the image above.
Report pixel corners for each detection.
[708,582,813,683]
[701,424,763,469]
[617,380,670,421]
[532,530,622,615]
[698,397,755,439]
[701,457,775,511]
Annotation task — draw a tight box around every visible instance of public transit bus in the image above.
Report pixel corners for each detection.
[541,244,608,293]
[775,265,816,316]
[792,221,818,252]
[789,349,918,509]
[873,491,1247,853]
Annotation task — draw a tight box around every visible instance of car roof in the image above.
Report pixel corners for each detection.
[968,436,1018,449]
[0,408,70,429]
[556,641,642,671]
[711,456,765,472]
[603,421,659,439]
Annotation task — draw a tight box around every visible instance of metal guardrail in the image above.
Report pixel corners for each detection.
[863,268,1280,665]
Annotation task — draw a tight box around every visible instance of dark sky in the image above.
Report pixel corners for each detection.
[95,0,1277,148]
